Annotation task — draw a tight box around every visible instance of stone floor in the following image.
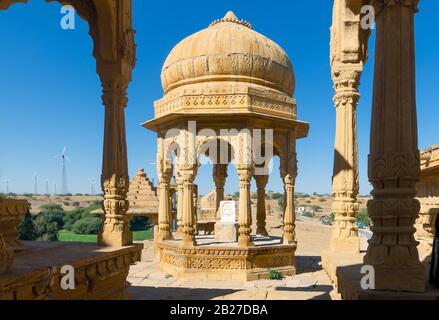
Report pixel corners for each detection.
[127,220,340,300]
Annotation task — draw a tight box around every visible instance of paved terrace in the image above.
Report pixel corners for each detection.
[126,221,363,300]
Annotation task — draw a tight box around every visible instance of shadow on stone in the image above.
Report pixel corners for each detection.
[129,286,240,300]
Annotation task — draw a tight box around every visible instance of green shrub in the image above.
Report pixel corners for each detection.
[63,209,82,231]
[72,217,102,235]
[278,197,285,210]
[18,212,37,240]
[130,216,149,231]
[356,209,371,226]
[271,193,283,200]
[303,211,316,218]
[268,269,284,280]
[33,214,59,241]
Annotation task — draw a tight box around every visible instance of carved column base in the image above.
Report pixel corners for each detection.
[238,234,253,247]
[176,225,183,236]
[372,264,426,293]
[283,231,295,245]
[157,228,173,241]
[331,199,360,253]
[181,230,197,247]
[98,220,132,247]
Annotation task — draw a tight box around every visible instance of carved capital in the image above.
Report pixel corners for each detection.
[101,79,129,109]
[371,0,420,15]
[237,168,253,184]
[332,68,362,91]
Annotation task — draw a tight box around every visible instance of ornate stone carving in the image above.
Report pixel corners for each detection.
[237,167,254,247]
[0,244,142,300]
[329,0,370,253]
[364,0,425,292]
[157,241,296,280]
[99,174,132,247]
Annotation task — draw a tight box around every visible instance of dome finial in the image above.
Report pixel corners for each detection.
[224,11,238,21]
[209,11,252,29]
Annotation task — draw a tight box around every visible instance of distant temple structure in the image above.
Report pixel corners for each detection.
[127,169,159,238]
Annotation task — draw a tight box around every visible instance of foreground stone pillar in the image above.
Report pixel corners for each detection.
[213,164,228,220]
[157,174,173,241]
[180,168,197,247]
[237,167,253,247]
[99,80,132,247]
[330,68,361,253]
[255,174,269,236]
[365,0,425,292]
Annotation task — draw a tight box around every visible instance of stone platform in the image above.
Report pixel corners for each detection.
[335,263,439,300]
[0,241,143,300]
[322,249,439,300]
[156,235,296,281]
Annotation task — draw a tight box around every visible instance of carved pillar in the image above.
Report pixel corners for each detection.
[157,173,173,241]
[176,176,184,235]
[330,69,361,253]
[213,164,228,220]
[237,167,253,247]
[280,132,297,245]
[365,0,425,292]
[180,167,197,247]
[329,0,371,253]
[193,184,198,235]
[98,80,132,247]
[255,174,269,236]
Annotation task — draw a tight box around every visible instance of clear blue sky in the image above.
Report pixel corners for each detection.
[0,0,437,196]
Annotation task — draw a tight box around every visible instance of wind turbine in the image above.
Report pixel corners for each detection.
[55,147,70,195]
[33,172,39,195]
[4,179,10,194]
[54,183,57,195]
[45,179,49,195]
[88,177,96,195]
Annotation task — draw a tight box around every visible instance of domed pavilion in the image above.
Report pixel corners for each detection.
[143,11,309,280]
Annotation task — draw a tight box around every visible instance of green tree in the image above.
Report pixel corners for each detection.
[72,217,102,235]
[130,216,149,231]
[33,214,59,241]
[18,212,37,241]
[63,209,82,231]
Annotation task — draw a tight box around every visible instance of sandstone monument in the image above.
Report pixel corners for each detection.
[1,0,437,301]
[143,11,309,281]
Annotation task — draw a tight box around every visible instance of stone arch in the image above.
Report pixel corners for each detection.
[0,0,137,247]
[196,136,236,168]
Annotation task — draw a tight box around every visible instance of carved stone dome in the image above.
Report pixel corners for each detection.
[161,11,295,96]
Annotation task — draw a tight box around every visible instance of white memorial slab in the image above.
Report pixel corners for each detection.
[220,201,236,223]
